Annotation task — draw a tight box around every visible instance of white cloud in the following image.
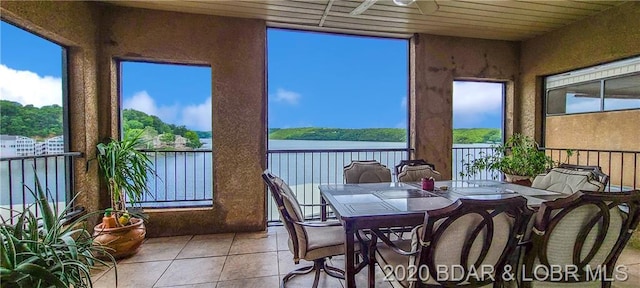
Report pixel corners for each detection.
[123,91,180,124]
[401,96,407,109]
[452,82,502,126]
[123,91,212,131]
[181,97,212,131]
[274,88,301,105]
[0,64,62,107]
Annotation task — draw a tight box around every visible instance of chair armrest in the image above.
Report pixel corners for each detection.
[299,203,329,207]
[371,228,419,257]
[291,219,343,228]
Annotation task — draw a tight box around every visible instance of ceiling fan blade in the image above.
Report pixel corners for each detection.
[415,0,439,15]
[350,0,378,16]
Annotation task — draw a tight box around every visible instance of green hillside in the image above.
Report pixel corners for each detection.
[0,100,203,147]
[268,127,501,144]
[453,128,502,144]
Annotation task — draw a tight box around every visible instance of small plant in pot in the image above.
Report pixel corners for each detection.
[94,131,155,259]
[459,133,555,186]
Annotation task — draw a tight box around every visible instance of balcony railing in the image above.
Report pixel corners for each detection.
[266,148,411,222]
[138,149,213,208]
[544,147,639,192]
[452,145,502,181]
[0,152,81,224]
[268,146,639,223]
[2,147,635,223]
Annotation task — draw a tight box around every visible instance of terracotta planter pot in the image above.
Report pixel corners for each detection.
[504,174,532,186]
[93,217,146,259]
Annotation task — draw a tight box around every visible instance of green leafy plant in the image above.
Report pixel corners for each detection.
[460,133,555,179]
[0,172,116,287]
[96,131,155,224]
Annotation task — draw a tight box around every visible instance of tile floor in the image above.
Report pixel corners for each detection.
[91,226,640,288]
[90,225,390,288]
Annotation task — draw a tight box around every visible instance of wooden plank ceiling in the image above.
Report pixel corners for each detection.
[102,0,626,41]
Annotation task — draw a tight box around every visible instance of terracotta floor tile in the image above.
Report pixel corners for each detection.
[219,252,279,281]
[215,275,279,288]
[178,233,235,259]
[93,260,172,288]
[154,256,226,287]
[228,232,277,255]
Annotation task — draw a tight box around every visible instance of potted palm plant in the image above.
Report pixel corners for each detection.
[93,131,155,259]
[460,133,555,186]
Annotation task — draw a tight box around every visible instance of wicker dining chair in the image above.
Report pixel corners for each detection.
[397,165,443,182]
[521,190,640,288]
[368,196,533,288]
[262,170,363,288]
[343,160,392,184]
[394,159,436,178]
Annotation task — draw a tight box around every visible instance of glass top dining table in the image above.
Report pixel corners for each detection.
[318,180,566,288]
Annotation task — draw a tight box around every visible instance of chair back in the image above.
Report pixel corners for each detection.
[343,160,391,184]
[262,170,309,261]
[413,196,533,287]
[394,159,436,177]
[531,167,605,194]
[558,164,610,186]
[523,190,640,285]
[397,165,442,182]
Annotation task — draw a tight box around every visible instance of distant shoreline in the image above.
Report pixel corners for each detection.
[266,127,501,144]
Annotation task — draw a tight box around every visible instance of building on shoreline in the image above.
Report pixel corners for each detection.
[0,135,64,158]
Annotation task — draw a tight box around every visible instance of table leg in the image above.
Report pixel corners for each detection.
[321,197,327,222]
[344,221,356,288]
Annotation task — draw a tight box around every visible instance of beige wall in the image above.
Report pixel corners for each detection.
[411,34,519,179]
[99,6,267,236]
[2,2,268,236]
[545,110,640,188]
[519,1,640,142]
[518,1,640,189]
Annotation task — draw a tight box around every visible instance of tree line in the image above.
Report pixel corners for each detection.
[1,100,501,145]
[269,127,501,144]
[122,109,202,148]
[0,100,202,148]
[0,100,63,140]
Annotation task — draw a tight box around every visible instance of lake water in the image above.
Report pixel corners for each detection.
[1,140,495,219]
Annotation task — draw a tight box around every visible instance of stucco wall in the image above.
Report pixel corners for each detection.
[545,110,640,188]
[411,34,519,179]
[2,2,268,236]
[99,6,267,236]
[519,1,640,142]
[1,1,102,215]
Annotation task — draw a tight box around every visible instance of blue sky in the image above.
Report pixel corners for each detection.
[1,21,503,132]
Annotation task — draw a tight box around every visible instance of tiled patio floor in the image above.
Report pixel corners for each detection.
[91,226,640,288]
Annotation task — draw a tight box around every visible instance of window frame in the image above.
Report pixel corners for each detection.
[545,71,640,116]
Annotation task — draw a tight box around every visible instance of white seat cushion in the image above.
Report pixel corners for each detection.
[531,168,604,194]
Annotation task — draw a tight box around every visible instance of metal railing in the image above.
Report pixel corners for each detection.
[0,152,81,224]
[452,145,501,181]
[138,149,213,208]
[544,147,639,192]
[266,147,411,222]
